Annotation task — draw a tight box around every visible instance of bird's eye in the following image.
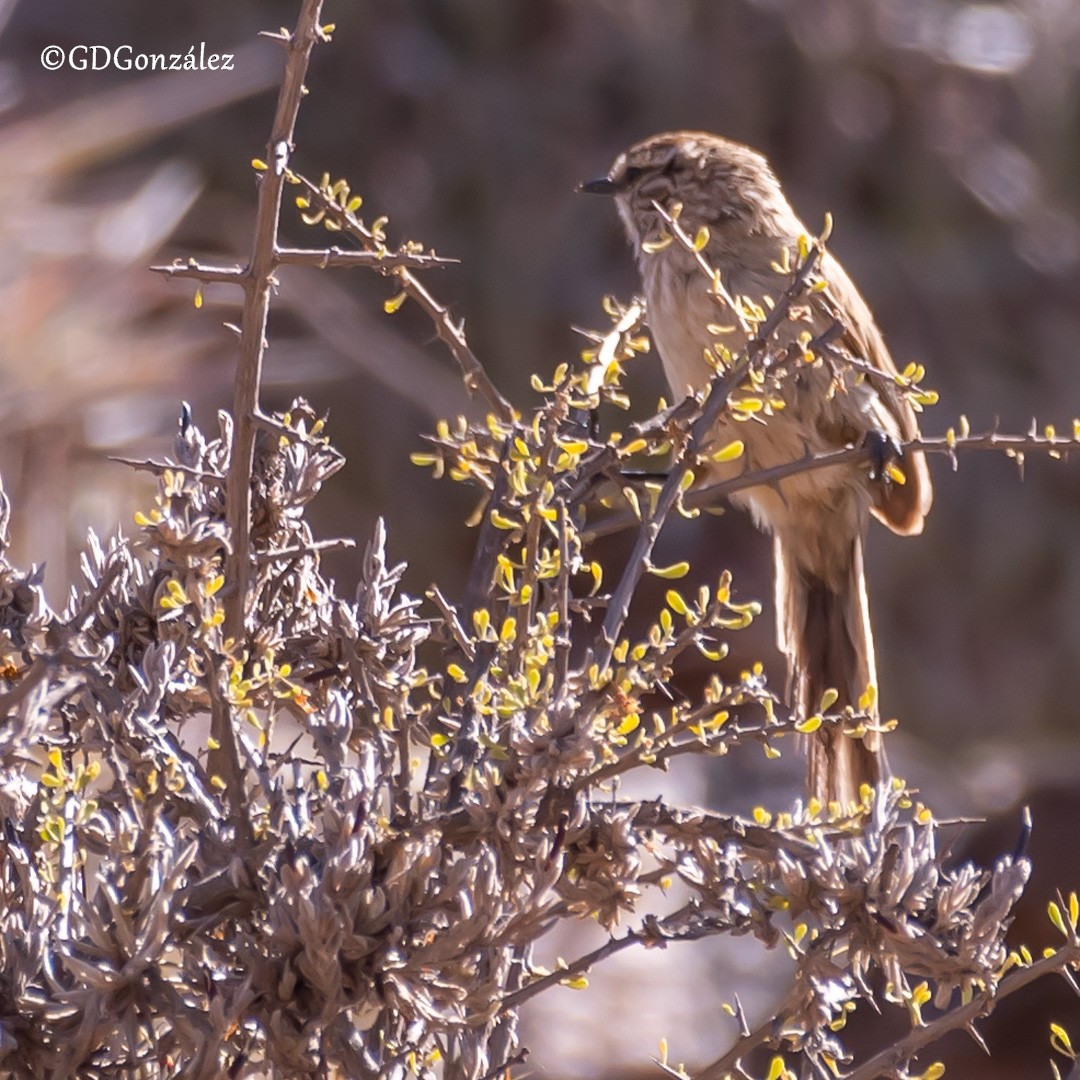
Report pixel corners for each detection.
[622,165,648,184]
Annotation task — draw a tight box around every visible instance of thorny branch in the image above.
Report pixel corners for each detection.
[595,236,826,667]
[501,902,701,1010]
[202,0,325,833]
[841,943,1080,1080]
[290,170,517,424]
[584,424,1078,543]
[152,246,455,281]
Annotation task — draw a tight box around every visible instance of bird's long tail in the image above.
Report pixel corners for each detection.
[774,526,885,807]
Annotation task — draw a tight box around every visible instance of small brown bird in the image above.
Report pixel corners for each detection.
[581,131,931,807]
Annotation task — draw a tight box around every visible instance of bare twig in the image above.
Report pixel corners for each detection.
[476,1049,529,1080]
[501,903,699,1010]
[155,248,457,281]
[428,585,476,661]
[401,268,517,424]
[652,200,753,337]
[109,454,225,484]
[255,537,355,563]
[912,428,1077,458]
[151,259,247,283]
[274,245,457,270]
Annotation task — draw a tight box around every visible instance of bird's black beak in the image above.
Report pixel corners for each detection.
[577,176,617,195]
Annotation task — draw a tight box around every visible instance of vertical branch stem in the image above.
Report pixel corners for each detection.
[213,0,324,810]
[224,0,325,643]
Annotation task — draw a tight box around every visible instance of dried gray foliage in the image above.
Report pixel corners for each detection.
[1,3,1077,1079]
[0,371,1050,1080]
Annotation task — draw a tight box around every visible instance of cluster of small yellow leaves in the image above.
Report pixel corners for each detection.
[133,468,229,634]
[893,361,940,410]
[133,467,185,526]
[998,941,1036,979]
[707,211,946,445]
[402,1046,442,1075]
[226,647,314,748]
[903,980,934,1026]
[286,171,431,302]
[1047,891,1080,945]
[296,173,365,233]
[278,407,327,444]
[574,295,651,405]
[413,415,501,492]
[157,571,225,631]
[441,608,562,737]
[37,748,100,849]
[944,413,971,449]
[578,576,771,776]
[132,756,187,803]
[413,301,657,545]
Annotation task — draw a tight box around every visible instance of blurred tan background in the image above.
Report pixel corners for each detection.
[4,1,1080,1072]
